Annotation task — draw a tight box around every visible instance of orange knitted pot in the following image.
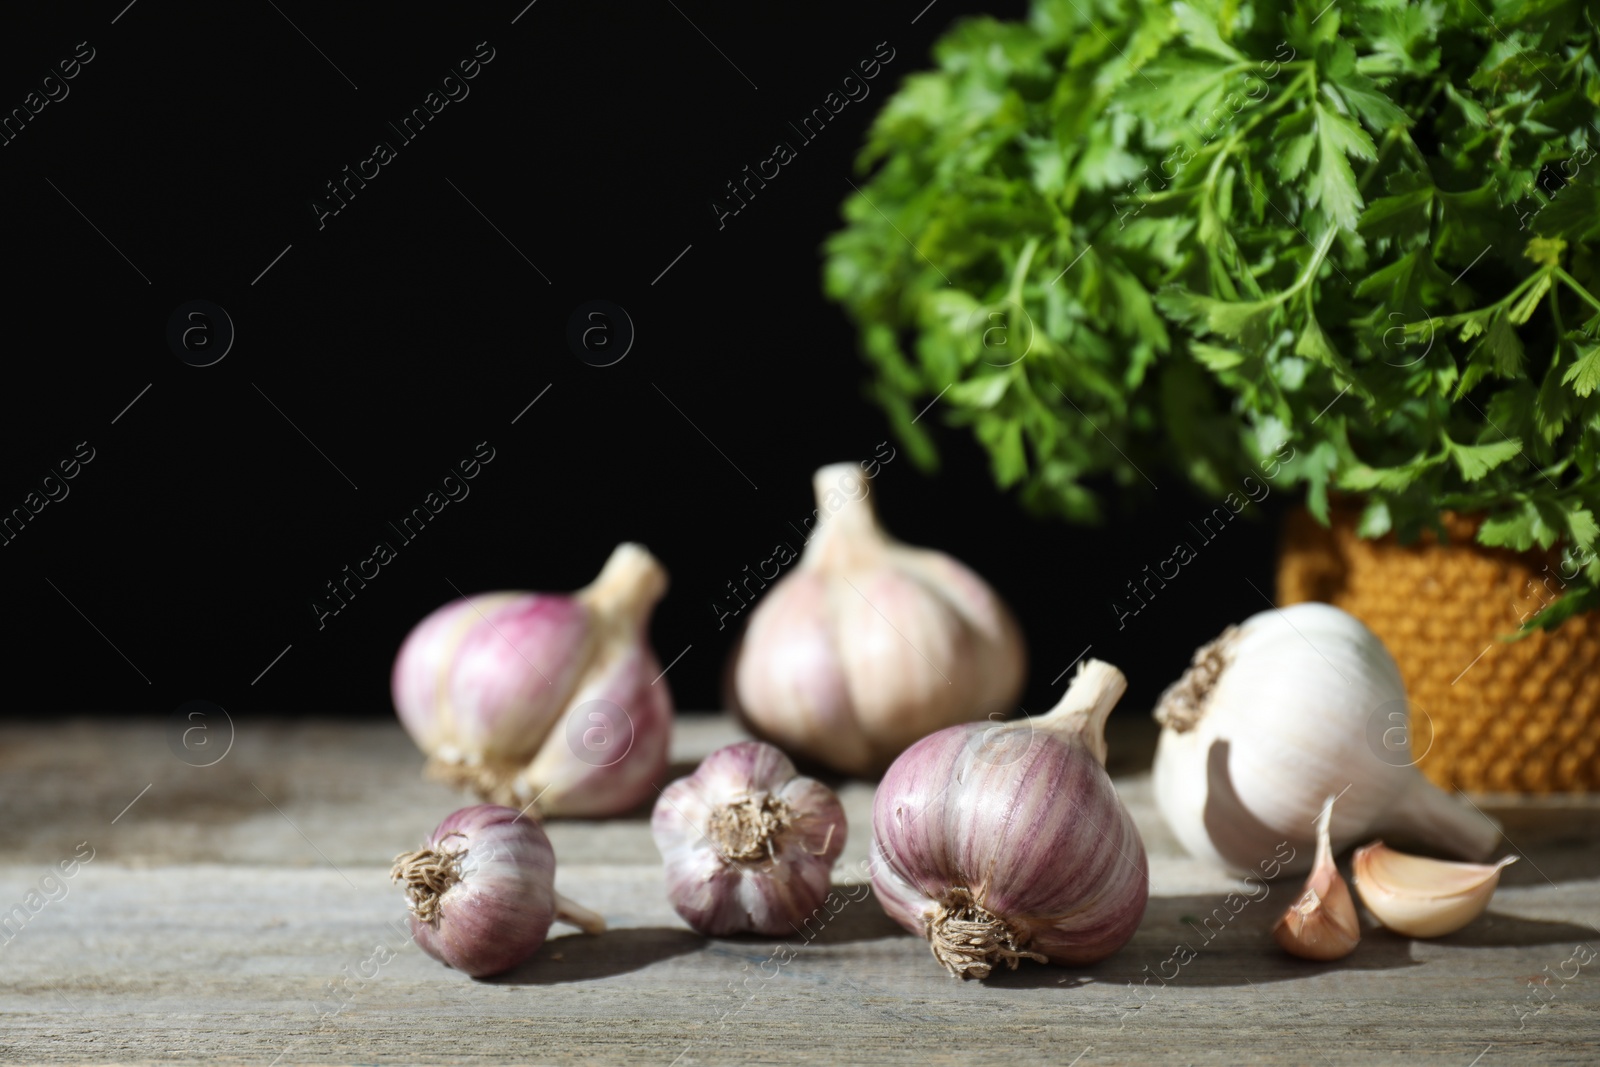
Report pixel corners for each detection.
[1277,505,1600,793]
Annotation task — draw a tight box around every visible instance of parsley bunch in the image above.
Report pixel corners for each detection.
[824,0,1600,629]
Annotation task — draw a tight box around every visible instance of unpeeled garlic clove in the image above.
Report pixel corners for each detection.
[1352,841,1517,938]
[1272,795,1360,961]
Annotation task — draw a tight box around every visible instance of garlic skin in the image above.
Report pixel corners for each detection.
[391,804,605,977]
[1352,841,1517,938]
[652,741,846,937]
[1152,603,1499,878]
[392,543,673,816]
[731,462,1025,777]
[1273,796,1360,960]
[871,659,1148,978]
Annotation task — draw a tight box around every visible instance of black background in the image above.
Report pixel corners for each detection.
[0,0,1284,724]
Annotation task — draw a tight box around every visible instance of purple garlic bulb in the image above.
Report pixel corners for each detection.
[391,543,673,817]
[652,741,847,936]
[871,659,1148,978]
[391,804,605,978]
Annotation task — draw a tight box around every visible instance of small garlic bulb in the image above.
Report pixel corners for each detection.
[871,659,1148,978]
[391,804,605,977]
[1273,796,1361,960]
[651,741,847,936]
[1352,841,1517,938]
[1152,603,1499,877]
[731,462,1025,777]
[392,543,673,817]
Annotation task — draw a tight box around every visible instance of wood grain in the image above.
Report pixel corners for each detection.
[0,715,1596,1065]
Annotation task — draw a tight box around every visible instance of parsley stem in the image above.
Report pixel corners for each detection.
[1554,269,1600,315]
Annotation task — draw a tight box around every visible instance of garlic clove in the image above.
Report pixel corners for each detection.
[393,592,591,765]
[1272,795,1360,961]
[510,644,674,817]
[1351,841,1517,938]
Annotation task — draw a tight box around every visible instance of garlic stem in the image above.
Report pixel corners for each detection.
[1033,659,1127,767]
[1376,774,1500,862]
[803,462,889,569]
[577,542,668,621]
[552,891,608,936]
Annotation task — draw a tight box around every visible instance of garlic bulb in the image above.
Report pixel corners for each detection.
[391,804,605,977]
[1152,603,1499,877]
[1352,841,1517,938]
[731,462,1025,777]
[1272,796,1360,960]
[392,543,673,817]
[651,740,847,936]
[871,659,1147,978]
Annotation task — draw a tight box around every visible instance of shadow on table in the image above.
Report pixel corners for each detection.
[681,887,912,960]
[981,894,1599,990]
[488,927,704,984]
[1416,910,1599,948]
[981,891,1406,990]
[728,885,912,948]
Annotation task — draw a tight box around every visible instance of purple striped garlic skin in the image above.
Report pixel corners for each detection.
[390,543,674,816]
[394,805,605,978]
[652,741,847,937]
[870,659,1149,977]
[515,636,673,817]
[392,592,593,768]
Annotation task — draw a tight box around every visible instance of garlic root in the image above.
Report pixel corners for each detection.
[391,845,465,925]
[926,888,1047,979]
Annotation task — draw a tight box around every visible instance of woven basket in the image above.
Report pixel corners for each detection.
[1276,505,1600,793]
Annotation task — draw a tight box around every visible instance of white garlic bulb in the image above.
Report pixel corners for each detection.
[731,462,1025,777]
[1152,603,1499,877]
[392,543,673,817]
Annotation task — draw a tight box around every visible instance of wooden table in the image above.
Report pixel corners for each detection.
[2,714,1596,1065]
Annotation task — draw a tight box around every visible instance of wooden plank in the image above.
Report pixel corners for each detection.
[1,717,1596,1065]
